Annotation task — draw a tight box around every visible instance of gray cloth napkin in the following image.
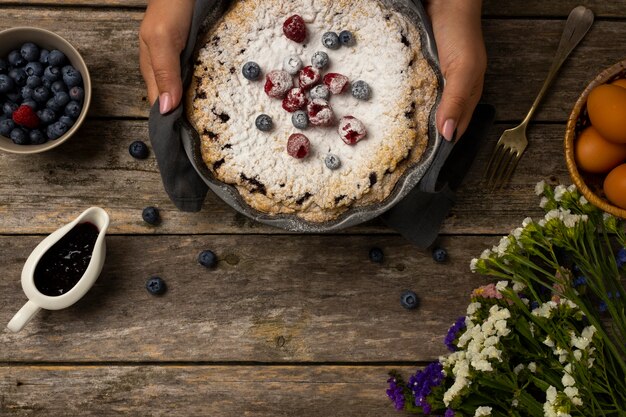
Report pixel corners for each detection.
[148,0,494,248]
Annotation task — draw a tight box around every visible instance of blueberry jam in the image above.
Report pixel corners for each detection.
[34,222,99,296]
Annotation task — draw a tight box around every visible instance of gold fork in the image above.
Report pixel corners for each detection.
[485,5,594,189]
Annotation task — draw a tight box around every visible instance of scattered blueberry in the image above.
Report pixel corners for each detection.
[10,127,28,145]
[432,247,448,263]
[400,290,419,310]
[255,114,273,132]
[24,61,44,77]
[8,68,27,87]
[50,80,67,94]
[369,247,384,263]
[37,108,56,124]
[322,32,340,49]
[351,80,371,100]
[8,50,26,67]
[43,66,61,83]
[339,30,355,46]
[26,75,42,88]
[29,129,47,145]
[20,43,40,62]
[65,100,82,118]
[142,206,160,225]
[242,61,261,81]
[530,300,540,310]
[0,119,14,136]
[69,86,84,102]
[283,55,302,75]
[198,250,218,268]
[0,74,14,94]
[47,50,66,67]
[146,276,166,295]
[324,153,341,170]
[33,85,50,103]
[61,66,82,88]
[310,85,330,102]
[46,121,69,140]
[129,140,149,159]
[20,86,34,100]
[292,110,309,129]
[311,51,329,69]
[39,49,49,65]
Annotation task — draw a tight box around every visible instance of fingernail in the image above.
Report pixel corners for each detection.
[442,119,456,142]
[159,92,172,114]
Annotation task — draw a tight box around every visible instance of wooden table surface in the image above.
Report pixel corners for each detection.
[1,1,623,415]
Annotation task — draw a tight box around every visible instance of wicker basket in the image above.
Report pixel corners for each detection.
[564,58,626,219]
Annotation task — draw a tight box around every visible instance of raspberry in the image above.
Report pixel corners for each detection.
[338,116,366,145]
[283,15,307,43]
[307,99,334,126]
[323,73,349,95]
[298,66,321,90]
[12,104,40,129]
[282,87,308,112]
[264,70,293,98]
[287,133,310,159]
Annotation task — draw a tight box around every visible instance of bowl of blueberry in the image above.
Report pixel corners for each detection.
[0,27,91,154]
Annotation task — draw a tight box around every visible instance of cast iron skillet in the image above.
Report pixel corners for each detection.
[181,0,448,232]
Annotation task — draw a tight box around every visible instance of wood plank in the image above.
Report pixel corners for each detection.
[0,234,492,362]
[1,8,625,121]
[0,120,567,235]
[0,365,413,416]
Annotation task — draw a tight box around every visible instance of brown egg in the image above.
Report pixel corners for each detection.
[612,79,626,89]
[575,126,626,173]
[604,164,626,209]
[587,84,626,144]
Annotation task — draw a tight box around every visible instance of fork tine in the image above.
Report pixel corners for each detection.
[484,143,506,184]
[488,147,515,190]
[497,151,522,189]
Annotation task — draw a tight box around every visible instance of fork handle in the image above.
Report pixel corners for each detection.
[521,5,594,126]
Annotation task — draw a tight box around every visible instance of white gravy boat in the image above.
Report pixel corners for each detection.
[7,207,110,332]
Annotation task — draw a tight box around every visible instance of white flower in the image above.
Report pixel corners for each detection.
[480,249,491,259]
[579,195,588,205]
[528,362,537,373]
[496,281,508,291]
[483,335,499,347]
[513,363,525,374]
[554,185,567,201]
[512,281,526,292]
[522,217,533,227]
[543,336,555,348]
[568,184,577,192]
[512,398,519,407]
[467,302,481,316]
[582,326,596,339]
[475,406,492,416]
[494,319,510,337]
[573,350,582,361]
[470,258,479,272]
[540,196,549,208]
[535,180,546,195]
[546,385,557,402]
[562,372,575,387]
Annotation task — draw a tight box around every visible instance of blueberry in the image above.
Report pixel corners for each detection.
[65,100,82,118]
[29,129,47,145]
[59,115,74,127]
[432,247,448,263]
[322,32,340,49]
[39,49,50,65]
[324,153,341,170]
[45,97,63,112]
[145,276,166,295]
[339,30,355,46]
[369,247,384,263]
[0,74,14,94]
[242,61,261,81]
[20,43,40,62]
[54,91,70,107]
[21,86,34,101]
[198,250,218,268]
[41,77,52,89]
[47,50,67,67]
[142,206,160,225]
[255,114,272,131]
[50,80,67,94]
[309,84,329,100]
[291,110,309,129]
[310,51,329,69]
[129,140,149,159]
[46,121,69,140]
[0,58,7,74]
[61,65,82,87]
[400,290,419,310]
[69,86,84,102]
[43,66,61,83]
[26,75,42,88]
[33,86,50,103]
[8,50,26,67]
[10,127,28,145]
[37,108,56,124]
[0,119,14,136]
[2,101,18,116]
[22,100,37,110]
[351,80,371,100]
[24,61,44,77]
[5,92,20,102]
[283,55,302,75]
[8,68,27,87]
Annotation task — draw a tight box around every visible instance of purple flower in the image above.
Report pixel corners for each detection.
[599,301,608,313]
[444,317,466,352]
[617,248,626,268]
[386,377,405,411]
[408,361,444,413]
[445,409,455,417]
[573,276,587,286]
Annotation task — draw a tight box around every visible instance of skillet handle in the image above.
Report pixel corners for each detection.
[418,139,455,193]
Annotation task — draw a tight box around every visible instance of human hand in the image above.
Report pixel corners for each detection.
[139,0,195,114]
[425,0,487,141]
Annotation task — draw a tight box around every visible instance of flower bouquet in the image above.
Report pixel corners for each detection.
[387,183,626,416]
